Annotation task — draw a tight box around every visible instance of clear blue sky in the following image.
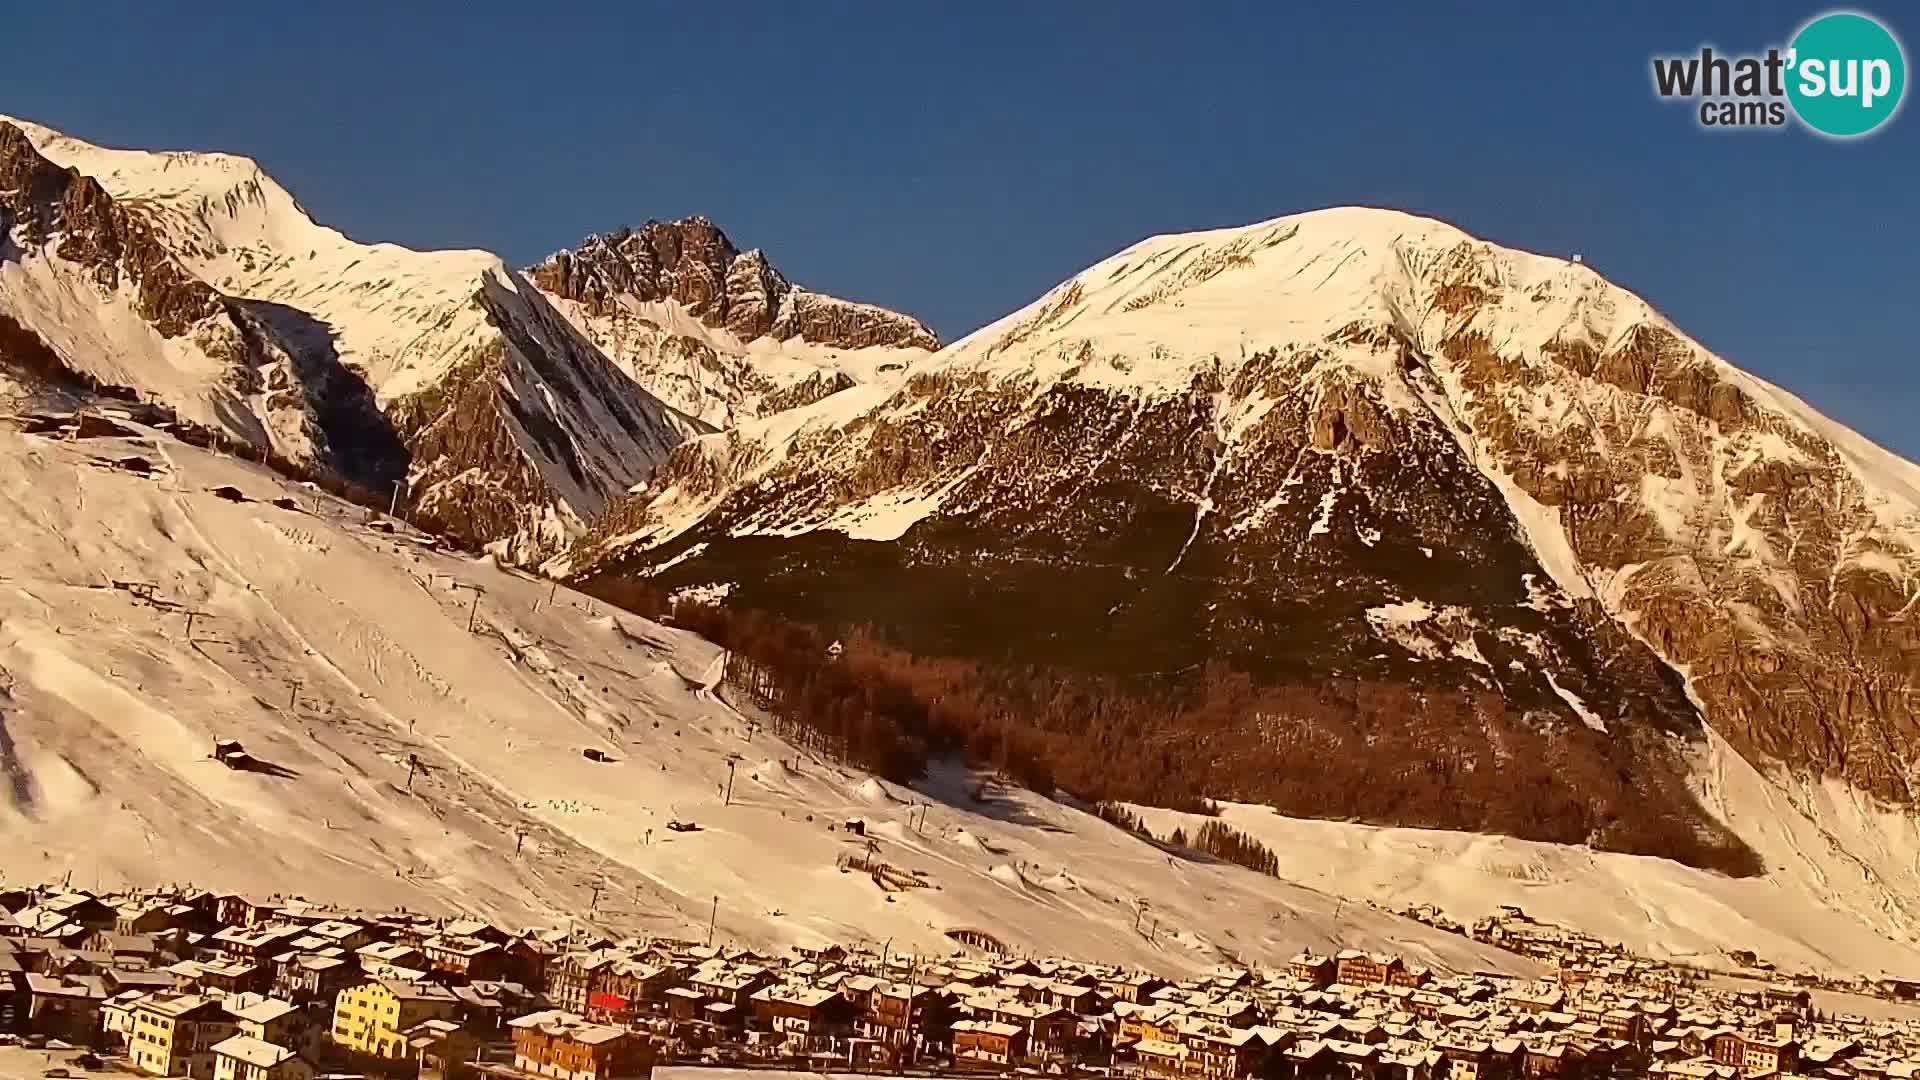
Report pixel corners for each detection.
[6,2,1917,453]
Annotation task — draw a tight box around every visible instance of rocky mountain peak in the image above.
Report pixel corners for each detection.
[566,205,1920,871]
[0,121,405,481]
[530,216,937,352]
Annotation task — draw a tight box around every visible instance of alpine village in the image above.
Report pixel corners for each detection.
[2,882,1919,1080]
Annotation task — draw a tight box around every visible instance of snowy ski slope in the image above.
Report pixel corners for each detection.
[0,413,1531,976]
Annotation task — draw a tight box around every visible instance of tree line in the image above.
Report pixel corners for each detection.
[579,587,1762,877]
[1094,801,1280,877]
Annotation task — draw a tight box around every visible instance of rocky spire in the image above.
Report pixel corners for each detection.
[530,216,937,351]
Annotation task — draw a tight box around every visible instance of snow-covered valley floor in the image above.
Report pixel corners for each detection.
[0,416,1529,978]
[1134,738,1920,981]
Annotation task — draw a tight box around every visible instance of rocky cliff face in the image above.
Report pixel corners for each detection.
[531,218,938,351]
[1440,313,1920,804]
[0,125,222,337]
[386,275,693,562]
[566,207,1920,858]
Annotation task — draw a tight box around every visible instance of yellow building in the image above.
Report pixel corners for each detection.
[130,993,240,1079]
[1116,1002,1182,1047]
[331,979,459,1059]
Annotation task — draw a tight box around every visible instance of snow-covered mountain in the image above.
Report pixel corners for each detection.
[0,115,697,560]
[531,218,937,428]
[567,206,1920,868]
[0,123,359,469]
[10,114,1920,976]
[1,118,931,561]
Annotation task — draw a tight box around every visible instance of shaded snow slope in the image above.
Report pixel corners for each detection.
[0,420,1528,976]
[0,251,281,448]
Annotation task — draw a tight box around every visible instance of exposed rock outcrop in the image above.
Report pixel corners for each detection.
[1435,271,1920,804]
[1,123,227,342]
[531,217,937,352]
[386,276,695,561]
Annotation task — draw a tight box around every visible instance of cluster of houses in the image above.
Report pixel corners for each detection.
[6,884,1920,1080]
[1465,907,1920,1008]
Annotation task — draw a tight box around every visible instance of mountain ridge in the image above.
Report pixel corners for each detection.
[0,116,935,559]
[531,217,938,352]
[0,114,697,560]
[530,218,938,429]
[0,120,367,471]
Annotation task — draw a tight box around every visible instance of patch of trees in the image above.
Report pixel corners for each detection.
[1188,820,1280,876]
[686,605,1055,794]
[1093,801,1149,835]
[609,597,1762,878]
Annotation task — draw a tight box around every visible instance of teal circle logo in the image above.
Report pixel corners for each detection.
[1786,11,1907,137]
